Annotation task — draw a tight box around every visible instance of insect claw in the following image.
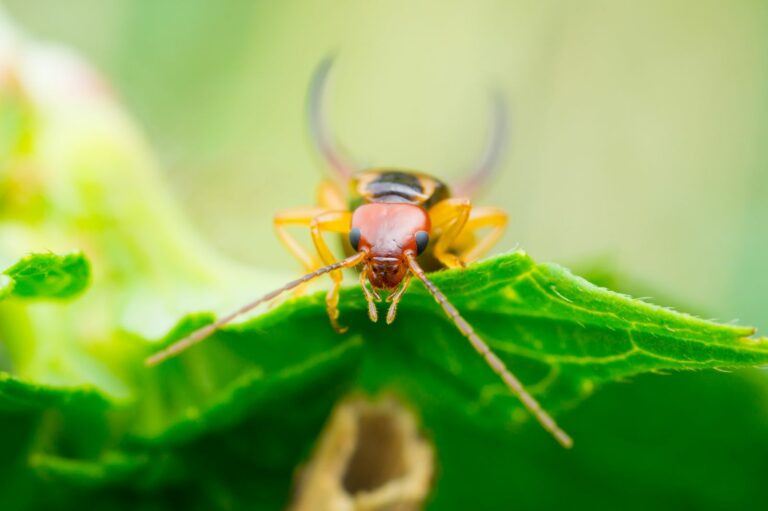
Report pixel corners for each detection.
[439,253,467,269]
[328,311,349,333]
[450,253,468,269]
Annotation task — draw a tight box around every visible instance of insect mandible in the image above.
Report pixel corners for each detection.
[146,57,572,448]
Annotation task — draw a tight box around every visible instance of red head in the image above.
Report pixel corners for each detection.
[349,203,430,289]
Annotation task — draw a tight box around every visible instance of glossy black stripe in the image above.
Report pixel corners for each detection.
[367,171,423,201]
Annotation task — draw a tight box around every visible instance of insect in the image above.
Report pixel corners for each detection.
[146,58,572,448]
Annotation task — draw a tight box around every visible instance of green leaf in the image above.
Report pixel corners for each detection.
[0,251,126,509]
[133,312,363,443]
[124,251,768,508]
[340,251,768,429]
[0,373,112,413]
[423,370,768,511]
[152,250,768,444]
[2,252,90,300]
[3,244,767,509]
[0,251,111,414]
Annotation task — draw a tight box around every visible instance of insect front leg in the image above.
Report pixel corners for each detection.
[310,210,353,332]
[274,207,329,273]
[273,180,347,294]
[451,206,508,264]
[428,198,472,269]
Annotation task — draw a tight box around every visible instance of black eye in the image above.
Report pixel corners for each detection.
[349,227,362,251]
[415,230,429,255]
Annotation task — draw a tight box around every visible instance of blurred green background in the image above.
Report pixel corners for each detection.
[6,0,767,332]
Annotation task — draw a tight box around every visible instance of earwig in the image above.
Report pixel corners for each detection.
[146,58,572,448]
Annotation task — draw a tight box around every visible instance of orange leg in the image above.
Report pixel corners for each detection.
[273,180,348,272]
[273,181,354,330]
[310,210,353,332]
[429,198,472,269]
[455,207,508,263]
[273,207,352,331]
[274,207,328,272]
[429,200,507,268]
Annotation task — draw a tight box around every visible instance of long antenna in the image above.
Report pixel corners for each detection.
[405,252,573,448]
[145,252,366,367]
[307,55,357,180]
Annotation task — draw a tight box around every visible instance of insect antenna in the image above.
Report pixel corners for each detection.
[145,252,366,367]
[454,93,508,198]
[405,252,573,448]
[307,55,357,181]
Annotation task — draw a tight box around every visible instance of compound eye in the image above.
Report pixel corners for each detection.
[349,227,362,251]
[415,230,429,255]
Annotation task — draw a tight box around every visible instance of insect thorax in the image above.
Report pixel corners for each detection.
[348,169,450,210]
